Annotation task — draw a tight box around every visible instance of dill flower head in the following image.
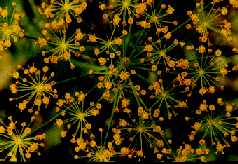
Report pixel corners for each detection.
[39,0,87,28]
[111,100,172,160]
[36,28,85,68]
[86,144,115,162]
[99,0,147,25]
[0,1,24,50]
[55,91,101,139]
[187,0,232,41]
[173,144,209,162]
[9,64,58,113]
[183,45,228,91]
[73,130,116,162]
[0,116,46,162]
[188,99,238,154]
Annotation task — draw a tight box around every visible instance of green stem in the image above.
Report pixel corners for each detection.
[71,59,108,72]
[104,89,121,144]
[31,111,63,134]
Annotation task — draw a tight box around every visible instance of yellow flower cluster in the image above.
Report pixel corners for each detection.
[0,2,24,50]
[10,65,57,113]
[0,116,46,162]
[1,0,238,162]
